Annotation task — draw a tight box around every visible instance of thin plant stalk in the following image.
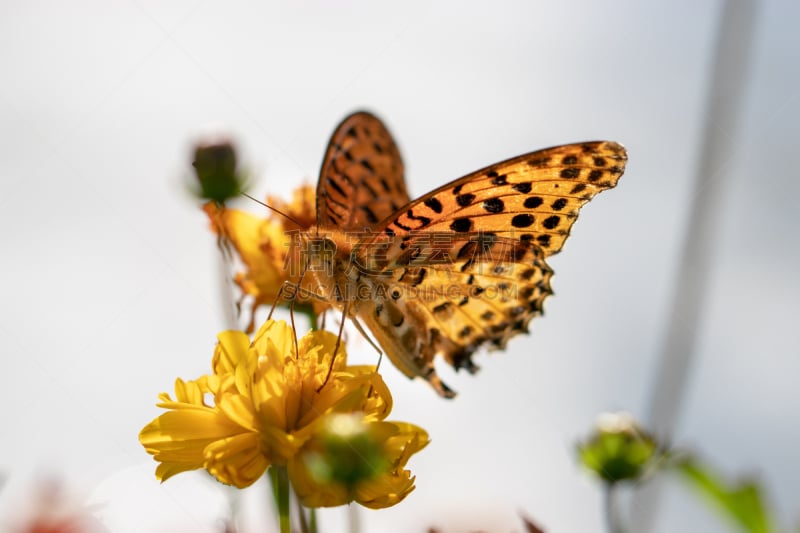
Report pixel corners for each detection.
[605,485,626,533]
[348,502,361,533]
[309,507,317,533]
[295,489,310,533]
[270,466,291,533]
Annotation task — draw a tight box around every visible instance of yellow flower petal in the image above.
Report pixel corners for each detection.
[205,432,269,488]
[212,330,251,376]
[139,408,245,482]
[252,319,296,365]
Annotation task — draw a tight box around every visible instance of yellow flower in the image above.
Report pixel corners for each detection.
[204,185,326,332]
[139,319,427,507]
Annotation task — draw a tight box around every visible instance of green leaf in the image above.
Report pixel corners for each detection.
[676,457,776,533]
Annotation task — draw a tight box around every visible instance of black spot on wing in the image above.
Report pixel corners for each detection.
[456,193,475,207]
[456,241,477,260]
[490,173,508,186]
[361,159,375,173]
[424,197,443,214]
[407,209,431,227]
[433,302,452,316]
[524,196,543,209]
[326,175,346,196]
[542,215,561,229]
[482,198,504,213]
[393,218,412,231]
[528,156,551,167]
[451,218,472,232]
[512,214,535,228]
[560,168,580,179]
[361,205,378,223]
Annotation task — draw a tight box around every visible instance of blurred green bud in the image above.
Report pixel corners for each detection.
[191,134,246,204]
[304,413,390,491]
[578,412,661,485]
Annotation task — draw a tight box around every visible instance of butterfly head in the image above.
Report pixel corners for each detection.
[291,230,360,303]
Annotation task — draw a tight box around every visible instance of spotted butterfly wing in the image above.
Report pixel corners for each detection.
[316,111,410,230]
[351,230,555,397]
[379,141,627,253]
[310,112,627,397]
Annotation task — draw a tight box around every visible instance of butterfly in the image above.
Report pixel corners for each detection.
[286,111,627,398]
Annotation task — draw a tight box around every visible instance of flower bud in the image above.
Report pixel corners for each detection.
[303,413,390,491]
[191,134,245,204]
[577,412,660,484]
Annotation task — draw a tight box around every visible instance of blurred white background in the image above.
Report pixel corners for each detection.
[1,1,798,532]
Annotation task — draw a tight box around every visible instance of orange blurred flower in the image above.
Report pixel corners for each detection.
[204,185,327,332]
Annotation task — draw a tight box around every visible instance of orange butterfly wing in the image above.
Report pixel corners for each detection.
[316,111,410,230]
[353,231,554,397]
[311,112,628,397]
[377,141,627,254]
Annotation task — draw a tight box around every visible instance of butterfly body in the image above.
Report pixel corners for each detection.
[291,111,627,398]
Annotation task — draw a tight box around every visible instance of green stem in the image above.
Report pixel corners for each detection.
[604,484,626,533]
[295,491,309,533]
[309,507,317,533]
[295,303,318,330]
[270,466,291,533]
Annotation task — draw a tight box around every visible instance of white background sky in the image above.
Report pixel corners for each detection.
[1,1,798,532]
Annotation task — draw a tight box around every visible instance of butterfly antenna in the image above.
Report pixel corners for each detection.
[241,192,304,227]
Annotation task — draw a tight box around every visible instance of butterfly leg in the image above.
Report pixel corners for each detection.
[350,315,384,370]
[267,280,326,320]
[267,281,292,320]
[288,297,300,362]
[317,299,350,392]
